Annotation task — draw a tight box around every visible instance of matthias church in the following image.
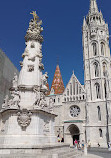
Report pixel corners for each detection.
[46,0,111,147]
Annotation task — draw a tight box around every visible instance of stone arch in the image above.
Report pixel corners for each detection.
[90,40,98,57]
[66,124,80,145]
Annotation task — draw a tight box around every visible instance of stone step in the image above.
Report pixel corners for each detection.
[58,149,82,158]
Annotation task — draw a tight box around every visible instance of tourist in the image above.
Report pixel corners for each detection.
[81,140,84,151]
[57,135,61,142]
[98,143,100,147]
[74,139,78,149]
[61,137,64,142]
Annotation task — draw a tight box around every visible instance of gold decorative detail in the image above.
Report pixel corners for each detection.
[30,11,39,22]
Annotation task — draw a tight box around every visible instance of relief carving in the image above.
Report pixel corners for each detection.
[17,109,32,130]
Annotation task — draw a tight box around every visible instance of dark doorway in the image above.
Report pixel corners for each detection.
[73,135,79,145]
[68,124,80,145]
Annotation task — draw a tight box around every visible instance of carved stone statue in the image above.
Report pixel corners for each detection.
[39,93,47,108]
[41,72,48,91]
[12,73,18,88]
[8,91,20,109]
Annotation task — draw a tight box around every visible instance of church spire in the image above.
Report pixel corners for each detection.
[51,65,64,94]
[89,0,99,14]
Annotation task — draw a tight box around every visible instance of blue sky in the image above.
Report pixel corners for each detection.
[0,0,111,88]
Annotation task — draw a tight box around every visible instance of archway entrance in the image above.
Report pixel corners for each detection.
[68,124,80,145]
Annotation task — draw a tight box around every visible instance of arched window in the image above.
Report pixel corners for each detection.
[95,83,101,99]
[101,42,105,56]
[104,80,107,98]
[76,83,78,95]
[103,62,107,76]
[99,129,103,138]
[97,106,101,121]
[58,98,60,103]
[64,98,66,102]
[73,78,75,95]
[67,89,69,96]
[67,97,69,102]
[94,62,99,77]
[79,87,81,94]
[70,83,72,95]
[92,43,97,56]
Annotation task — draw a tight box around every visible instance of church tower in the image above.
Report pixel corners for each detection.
[83,0,111,147]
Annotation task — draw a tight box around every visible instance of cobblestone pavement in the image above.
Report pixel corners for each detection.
[80,153,102,158]
[88,150,111,158]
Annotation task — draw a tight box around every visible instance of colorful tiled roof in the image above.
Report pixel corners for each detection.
[45,83,50,96]
[51,65,64,94]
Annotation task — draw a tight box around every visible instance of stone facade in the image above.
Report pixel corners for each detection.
[47,0,111,148]
[0,49,19,109]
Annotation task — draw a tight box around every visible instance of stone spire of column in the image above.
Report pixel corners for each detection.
[51,65,64,94]
[89,0,99,14]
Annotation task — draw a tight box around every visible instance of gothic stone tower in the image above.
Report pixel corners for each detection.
[83,0,111,147]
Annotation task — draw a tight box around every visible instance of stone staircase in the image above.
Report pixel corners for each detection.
[0,148,82,158]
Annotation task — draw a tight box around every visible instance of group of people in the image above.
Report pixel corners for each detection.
[74,139,91,150]
[74,139,85,150]
[57,135,64,143]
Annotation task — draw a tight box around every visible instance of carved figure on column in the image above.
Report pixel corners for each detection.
[8,91,20,109]
[12,73,18,89]
[39,93,47,109]
[41,72,48,91]
[49,98,54,112]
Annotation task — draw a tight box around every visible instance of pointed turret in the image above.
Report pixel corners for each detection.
[83,17,86,27]
[89,0,99,14]
[51,65,64,94]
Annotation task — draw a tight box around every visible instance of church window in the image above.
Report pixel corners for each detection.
[92,43,97,56]
[95,83,101,99]
[64,98,66,102]
[58,98,60,103]
[70,84,72,95]
[70,97,72,101]
[53,99,55,103]
[70,105,80,117]
[67,89,69,96]
[73,96,75,101]
[79,87,81,94]
[80,96,81,100]
[94,62,99,77]
[104,80,107,98]
[76,83,78,94]
[67,97,69,102]
[73,78,75,95]
[97,106,101,121]
[101,42,105,56]
[76,96,78,100]
[99,129,103,138]
[83,95,85,100]
[103,62,107,76]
